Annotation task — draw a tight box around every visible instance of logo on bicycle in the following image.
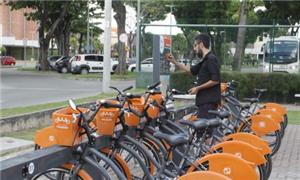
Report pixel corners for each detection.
[223,167,231,175]
[48,135,55,142]
[234,152,242,158]
[55,117,71,124]
[100,112,115,121]
[258,121,266,128]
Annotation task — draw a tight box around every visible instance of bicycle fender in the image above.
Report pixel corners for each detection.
[255,109,284,123]
[224,133,271,155]
[187,153,258,180]
[210,140,266,165]
[262,103,287,115]
[100,148,132,180]
[250,114,281,136]
[62,163,93,180]
[178,171,231,180]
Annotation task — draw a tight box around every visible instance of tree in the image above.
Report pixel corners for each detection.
[263,1,300,35]
[232,0,248,71]
[172,1,231,60]
[8,1,70,70]
[0,46,6,56]
[112,1,127,74]
[172,33,188,59]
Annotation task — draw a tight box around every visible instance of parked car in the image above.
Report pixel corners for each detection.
[55,56,71,73]
[0,56,16,66]
[70,54,118,74]
[127,58,175,72]
[35,55,62,70]
[112,59,130,72]
[48,55,62,70]
[127,57,136,65]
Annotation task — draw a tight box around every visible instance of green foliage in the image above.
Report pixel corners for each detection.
[170,72,300,103]
[139,0,169,24]
[262,1,300,35]
[141,32,153,59]
[171,34,187,58]
[0,46,6,55]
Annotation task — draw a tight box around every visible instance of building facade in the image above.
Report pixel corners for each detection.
[0,4,39,60]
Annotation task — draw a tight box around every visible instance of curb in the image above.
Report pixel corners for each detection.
[0,137,34,157]
[0,102,95,136]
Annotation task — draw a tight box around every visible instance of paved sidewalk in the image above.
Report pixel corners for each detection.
[269,124,300,180]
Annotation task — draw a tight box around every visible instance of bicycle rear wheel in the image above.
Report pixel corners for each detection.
[31,167,89,180]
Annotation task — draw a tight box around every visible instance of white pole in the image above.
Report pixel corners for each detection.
[102,0,112,93]
[136,0,140,72]
[87,1,90,53]
[170,5,172,53]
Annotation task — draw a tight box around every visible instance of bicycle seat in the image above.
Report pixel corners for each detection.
[153,131,189,146]
[243,98,259,103]
[208,110,230,119]
[178,119,209,131]
[207,118,222,128]
[255,88,267,94]
[127,94,142,99]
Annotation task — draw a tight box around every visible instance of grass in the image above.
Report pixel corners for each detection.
[4,126,44,141]
[287,111,300,125]
[0,88,144,118]
[61,72,137,80]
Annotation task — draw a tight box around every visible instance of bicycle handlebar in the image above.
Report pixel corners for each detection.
[171,89,187,95]
[123,86,133,92]
[147,81,161,90]
[109,86,122,94]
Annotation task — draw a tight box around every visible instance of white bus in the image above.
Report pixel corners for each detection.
[263,36,300,73]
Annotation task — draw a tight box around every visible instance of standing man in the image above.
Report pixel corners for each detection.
[165,33,221,119]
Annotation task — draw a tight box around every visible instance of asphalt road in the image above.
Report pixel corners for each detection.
[0,68,135,109]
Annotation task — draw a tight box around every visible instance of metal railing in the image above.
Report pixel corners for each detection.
[0,105,195,179]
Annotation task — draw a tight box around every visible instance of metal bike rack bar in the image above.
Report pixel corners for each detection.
[0,105,195,180]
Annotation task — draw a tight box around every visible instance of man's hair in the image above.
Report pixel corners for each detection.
[195,33,210,49]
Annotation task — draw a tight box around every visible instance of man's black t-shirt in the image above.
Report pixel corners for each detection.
[190,52,221,106]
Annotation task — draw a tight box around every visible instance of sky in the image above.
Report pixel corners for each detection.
[94,5,183,36]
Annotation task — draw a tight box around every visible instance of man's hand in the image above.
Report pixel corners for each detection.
[188,87,199,95]
[165,53,176,64]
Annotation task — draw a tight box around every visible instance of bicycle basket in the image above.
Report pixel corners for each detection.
[95,100,121,136]
[146,104,160,119]
[52,107,87,146]
[124,97,145,126]
[147,93,164,105]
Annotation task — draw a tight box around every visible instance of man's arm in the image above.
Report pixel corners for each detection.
[165,54,190,73]
[188,80,219,94]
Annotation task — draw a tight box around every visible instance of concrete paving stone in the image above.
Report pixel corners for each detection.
[0,137,34,157]
[269,125,300,179]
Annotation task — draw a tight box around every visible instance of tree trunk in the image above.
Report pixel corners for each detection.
[182,28,194,59]
[215,32,223,64]
[63,22,71,56]
[128,31,135,58]
[113,1,127,74]
[54,19,71,56]
[38,1,70,71]
[232,0,248,71]
[78,33,83,53]
[38,26,50,71]
[39,1,49,71]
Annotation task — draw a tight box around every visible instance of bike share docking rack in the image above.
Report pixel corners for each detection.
[0,105,195,179]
